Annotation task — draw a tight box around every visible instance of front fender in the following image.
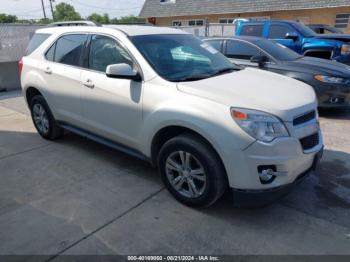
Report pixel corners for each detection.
[140,98,255,159]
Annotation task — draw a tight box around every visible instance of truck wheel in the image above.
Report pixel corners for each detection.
[158,134,227,207]
[30,95,63,140]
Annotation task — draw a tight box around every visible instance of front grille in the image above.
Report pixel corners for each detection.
[293,111,316,126]
[300,133,319,151]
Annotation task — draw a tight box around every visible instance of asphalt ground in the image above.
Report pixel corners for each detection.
[0,91,349,257]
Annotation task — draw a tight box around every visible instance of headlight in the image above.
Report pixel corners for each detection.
[230,108,289,142]
[341,44,350,55]
[314,75,348,84]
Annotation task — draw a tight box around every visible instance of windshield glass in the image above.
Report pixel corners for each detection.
[255,39,302,61]
[293,22,317,37]
[130,34,239,82]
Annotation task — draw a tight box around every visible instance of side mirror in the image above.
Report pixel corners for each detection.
[106,63,141,81]
[285,32,299,41]
[250,55,268,67]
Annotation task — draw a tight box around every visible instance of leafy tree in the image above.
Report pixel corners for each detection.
[110,15,145,24]
[87,13,110,24]
[0,13,17,23]
[53,3,81,21]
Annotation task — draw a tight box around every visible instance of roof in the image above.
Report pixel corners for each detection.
[36,24,186,36]
[139,0,350,18]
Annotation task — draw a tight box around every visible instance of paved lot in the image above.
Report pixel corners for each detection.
[0,91,350,257]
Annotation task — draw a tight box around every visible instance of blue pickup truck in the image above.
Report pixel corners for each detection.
[235,20,350,65]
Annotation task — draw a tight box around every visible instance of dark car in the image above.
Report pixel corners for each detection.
[204,36,350,108]
[307,24,344,35]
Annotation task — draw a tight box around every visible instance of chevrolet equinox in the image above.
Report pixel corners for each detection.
[20,25,324,207]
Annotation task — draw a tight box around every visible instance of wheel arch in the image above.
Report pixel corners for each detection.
[25,86,43,106]
[150,125,226,173]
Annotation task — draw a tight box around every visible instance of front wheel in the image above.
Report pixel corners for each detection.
[158,134,227,207]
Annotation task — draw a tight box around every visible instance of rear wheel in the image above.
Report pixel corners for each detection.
[30,95,63,140]
[158,134,227,207]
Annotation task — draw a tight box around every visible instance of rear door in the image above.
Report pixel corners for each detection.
[40,34,88,125]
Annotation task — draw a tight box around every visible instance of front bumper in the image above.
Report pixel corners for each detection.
[232,147,323,207]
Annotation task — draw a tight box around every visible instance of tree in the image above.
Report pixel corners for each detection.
[53,3,81,21]
[110,15,145,24]
[87,13,110,24]
[0,13,17,23]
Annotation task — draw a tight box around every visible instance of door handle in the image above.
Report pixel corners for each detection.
[44,67,52,75]
[83,79,95,89]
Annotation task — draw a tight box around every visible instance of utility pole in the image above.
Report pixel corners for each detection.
[49,0,55,21]
[41,0,47,19]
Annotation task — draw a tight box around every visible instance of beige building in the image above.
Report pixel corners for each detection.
[139,0,350,33]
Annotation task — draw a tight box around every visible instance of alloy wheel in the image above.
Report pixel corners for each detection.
[165,151,207,199]
[33,103,49,135]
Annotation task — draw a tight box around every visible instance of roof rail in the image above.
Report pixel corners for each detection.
[49,21,99,27]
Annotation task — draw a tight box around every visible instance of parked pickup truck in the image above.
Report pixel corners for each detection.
[235,20,350,65]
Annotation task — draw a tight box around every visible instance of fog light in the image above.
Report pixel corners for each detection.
[329,97,339,104]
[258,165,276,184]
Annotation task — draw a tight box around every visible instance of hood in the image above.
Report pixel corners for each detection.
[283,56,350,76]
[313,34,350,42]
[177,68,316,122]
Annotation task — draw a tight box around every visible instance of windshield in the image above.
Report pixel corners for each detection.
[293,22,317,37]
[130,34,239,82]
[255,39,302,61]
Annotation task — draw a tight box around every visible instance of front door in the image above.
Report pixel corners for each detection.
[79,34,143,149]
[268,24,300,53]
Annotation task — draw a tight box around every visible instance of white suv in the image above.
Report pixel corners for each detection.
[20,25,323,207]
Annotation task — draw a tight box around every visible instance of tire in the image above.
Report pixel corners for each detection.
[158,134,227,207]
[30,95,64,140]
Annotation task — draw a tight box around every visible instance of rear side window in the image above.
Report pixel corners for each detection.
[240,25,263,37]
[226,40,260,60]
[26,33,50,55]
[51,34,87,66]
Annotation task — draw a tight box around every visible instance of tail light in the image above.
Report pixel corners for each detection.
[18,58,24,77]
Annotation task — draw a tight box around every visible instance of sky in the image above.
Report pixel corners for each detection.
[0,0,145,19]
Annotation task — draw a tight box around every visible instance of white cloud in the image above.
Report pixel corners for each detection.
[1,0,145,19]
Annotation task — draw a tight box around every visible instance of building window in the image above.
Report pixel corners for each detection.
[335,14,350,28]
[188,20,204,26]
[219,18,235,24]
[172,21,182,26]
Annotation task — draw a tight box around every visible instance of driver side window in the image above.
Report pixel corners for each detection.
[268,24,296,39]
[89,35,133,72]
